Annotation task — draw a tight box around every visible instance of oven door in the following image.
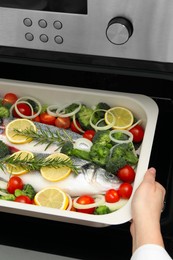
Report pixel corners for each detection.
[0,60,172,260]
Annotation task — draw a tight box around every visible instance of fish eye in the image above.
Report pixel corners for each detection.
[105,172,115,179]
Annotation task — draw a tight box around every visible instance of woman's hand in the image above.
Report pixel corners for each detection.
[130,167,166,253]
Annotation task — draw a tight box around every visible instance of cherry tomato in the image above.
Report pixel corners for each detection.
[32,115,41,122]
[40,112,56,125]
[129,124,144,143]
[105,189,120,203]
[7,176,24,194]
[70,120,82,134]
[55,116,71,129]
[117,165,135,183]
[76,195,95,214]
[2,93,18,106]
[13,103,32,118]
[32,112,41,122]
[83,129,96,141]
[118,183,133,199]
[15,195,32,204]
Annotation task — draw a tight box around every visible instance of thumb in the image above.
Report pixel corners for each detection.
[143,167,156,183]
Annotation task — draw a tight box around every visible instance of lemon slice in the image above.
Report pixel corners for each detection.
[105,106,134,130]
[6,150,34,175]
[40,152,72,182]
[34,186,69,210]
[5,118,37,144]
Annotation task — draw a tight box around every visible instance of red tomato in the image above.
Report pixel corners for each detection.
[32,115,41,122]
[40,112,56,125]
[15,195,32,204]
[76,195,95,214]
[70,120,82,133]
[117,165,135,183]
[83,130,96,141]
[129,124,144,143]
[7,176,24,194]
[118,183,133,199]
[55,116,71,129]
[2,93,18,105]
[105,189,120,203]
[13,103,32,118]
[32,112,41,122]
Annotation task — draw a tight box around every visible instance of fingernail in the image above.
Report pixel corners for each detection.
[149,167,156,176]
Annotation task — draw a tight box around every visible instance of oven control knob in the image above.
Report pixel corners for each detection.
[106,17,133,45]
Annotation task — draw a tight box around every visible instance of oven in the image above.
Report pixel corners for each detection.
[0,1,173,259]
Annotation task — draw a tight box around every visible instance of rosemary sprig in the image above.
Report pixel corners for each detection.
[13,125,73,151]
[0,153,79,174]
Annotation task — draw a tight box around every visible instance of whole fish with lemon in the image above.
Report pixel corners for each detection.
[0,104,139,197]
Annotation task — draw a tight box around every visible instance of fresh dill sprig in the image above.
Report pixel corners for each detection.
[13,125,73,151]
[0,153,79,174]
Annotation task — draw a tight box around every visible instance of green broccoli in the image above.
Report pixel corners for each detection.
[14,184,36,199]
[60,141,73,155]
[90,102,111,124]
[26,99,38,112]
[111,131,129,141]
[92,130,112,148]
[76,104,96,130]
[112,143,138,165]
[94,205,111,215]
[64,103,80,115]
[89,143,110,167]
[106,142,138,173]
[0,106,9,118]
[61,141,90,161]
[95,102,110,111]
[0,194,15,201]
[105,156,127,173]
[0,140,10,159]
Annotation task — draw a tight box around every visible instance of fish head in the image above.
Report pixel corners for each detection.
[82,163,121,194]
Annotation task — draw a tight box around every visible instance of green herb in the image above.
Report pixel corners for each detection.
[13,125,73,151]
[0,153,79,174]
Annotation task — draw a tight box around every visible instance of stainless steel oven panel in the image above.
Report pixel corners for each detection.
[0,0,173,62]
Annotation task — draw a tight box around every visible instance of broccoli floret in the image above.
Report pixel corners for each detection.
[89,143,110,167]
[77,105,96,130]
[106,142,138,173]
[111,131,129,141]
[95,102,110,111]
[14,184,36,200]
[92,130,112,147]
[94,205,111,215]
[61,141,90,161]
[60,141,74,155]
[0,140,10,159]
[105,156,127,173]
[93,102,111,120]
[0,194,15,201]
[26,99,38,112]
[113,143,138,165]
[64,103,80,115]
[0,106,9,118]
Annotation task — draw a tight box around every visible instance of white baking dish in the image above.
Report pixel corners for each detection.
[0,78,158,227]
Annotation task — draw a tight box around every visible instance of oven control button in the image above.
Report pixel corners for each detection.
[54,35,63,44]
[23,18,32,27]
[38,19,47,28]
[106,17,133,45]
[40,34,49,43]
[25,32,34,41]
[53,21,63,30]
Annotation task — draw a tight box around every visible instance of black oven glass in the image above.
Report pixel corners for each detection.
[0,0,87,14]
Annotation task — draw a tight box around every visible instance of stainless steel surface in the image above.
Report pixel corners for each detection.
[0,0,172,62]
[106,17,133,45]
